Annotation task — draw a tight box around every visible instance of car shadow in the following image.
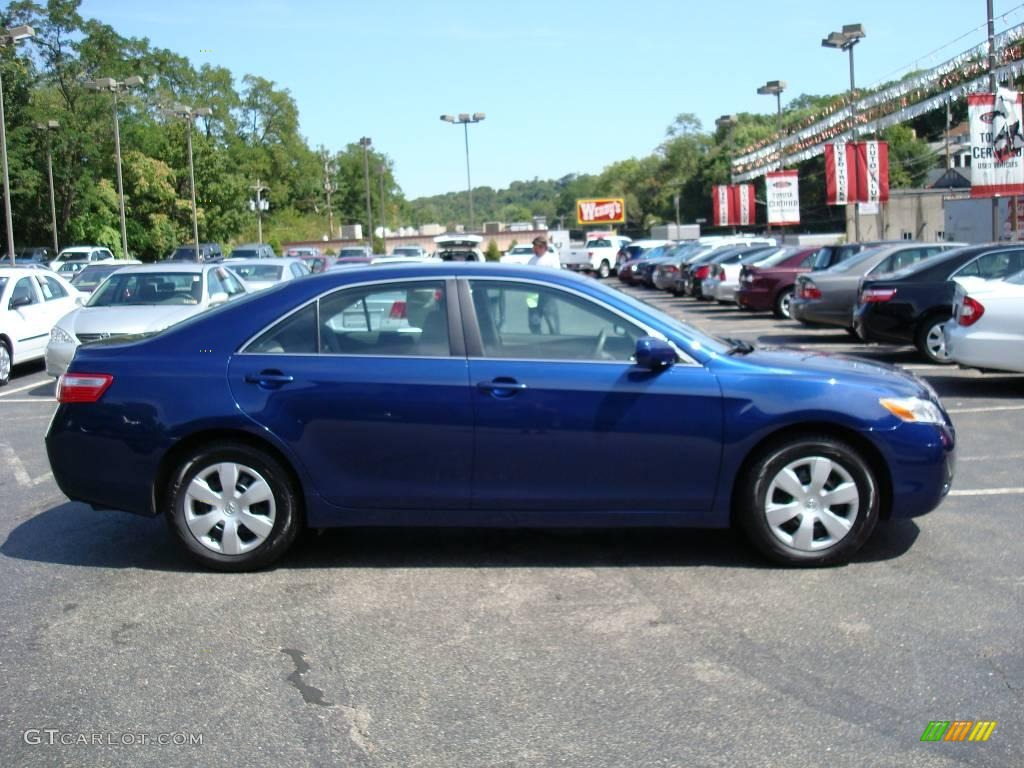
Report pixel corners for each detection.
[926,373,1024,399]
[1,502,920,572]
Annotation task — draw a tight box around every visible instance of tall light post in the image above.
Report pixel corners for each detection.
[322,155,334,239]
[822,23,866,241]
[35,120,60,254]
[379,163,387,250]
[251,178,268,244]
[0,25,35,264]
[440,112,485,231]
[84,75,144,258]
[166,103,212,261]
[358,137,373,250]
[716,114,738,232]
[757,82,786,234]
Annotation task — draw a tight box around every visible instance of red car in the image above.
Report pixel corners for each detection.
[736,247,817,319]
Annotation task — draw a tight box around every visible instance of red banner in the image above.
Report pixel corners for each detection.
[711,184,756,226]
[825,141,889,204]
[856,141,889,203]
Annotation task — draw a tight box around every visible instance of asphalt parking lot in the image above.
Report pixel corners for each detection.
[1,284,1021,767]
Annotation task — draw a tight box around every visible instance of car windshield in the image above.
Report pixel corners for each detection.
[72,265,123,290]
[753,248,801,268]
[231,264,283,281]
[55,251,88,261]
[230,249,259,259]
[338,249,368,257]
[88,272,204,306]
[392,248,420,256]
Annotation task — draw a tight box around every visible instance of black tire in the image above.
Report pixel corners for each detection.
[0,339,10,386]
[736,435,879,566]
[165,441,302,571]
[915,315,953,364]
[772,287,795,319]
[597,259,611,279]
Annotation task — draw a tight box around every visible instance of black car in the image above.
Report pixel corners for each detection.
[682,245,774,299]
[0,246,56,267]
[853,243,1024,363]
[168,242,224,261]
[808,241,901,270]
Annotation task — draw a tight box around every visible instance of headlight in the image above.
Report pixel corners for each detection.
[50,326,75,345]
[879,397,945,424]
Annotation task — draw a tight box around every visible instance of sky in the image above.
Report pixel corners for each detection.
[75,0,1024,200]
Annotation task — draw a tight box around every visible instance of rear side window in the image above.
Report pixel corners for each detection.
[246,304,318,354]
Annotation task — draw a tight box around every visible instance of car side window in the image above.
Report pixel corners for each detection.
[207,270,224,298]
[467,280,645,362]
[219,269,245,296]
[955,250,1024,279]
[318,281,450,357]
[40,276,69,300]
[246,303,318,354]
[11,277,39,307]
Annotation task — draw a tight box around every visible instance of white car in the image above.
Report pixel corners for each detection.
[51,245,116,266]
[0,268,82,385]
[945,272,1024,373]
[500,244,535,265]
[46,263,248,377]
[224,258,310,292]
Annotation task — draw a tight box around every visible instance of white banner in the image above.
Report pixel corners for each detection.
[766,171,800,226]
[969,89,1024,197]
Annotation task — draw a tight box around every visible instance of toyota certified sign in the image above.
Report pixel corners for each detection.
[577,198,626,225]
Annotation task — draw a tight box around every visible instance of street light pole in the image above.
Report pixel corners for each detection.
[251,178,268,244]
[35,120,60,254]
[379,163,386,252]
[716,114,738,233]
[359,137,373,250]
[322,157,334,239]
[0,25,35,264]
[823,24,866,241]
[440,112,485,231]
[165,103,212,261]
[757,82,786,233]
[84,75,145,258]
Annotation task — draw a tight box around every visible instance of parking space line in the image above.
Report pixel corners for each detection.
[949,488,1024,496]
[0,398,55,404]
[0,380,53,398]
[959,452,1024,461]
[0,444,53,487]
[946,405,1024,414]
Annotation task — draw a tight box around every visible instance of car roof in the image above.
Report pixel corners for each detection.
[227,257,302,266]
[117,263,224,274]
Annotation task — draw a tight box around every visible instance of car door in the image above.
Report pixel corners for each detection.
[228,278,473,510]
[462,278,723,514]
[34,273,77,329]
[6,276,49,360]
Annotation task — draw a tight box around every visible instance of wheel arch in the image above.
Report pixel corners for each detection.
[153,428,307,523]
[729,422,893,523]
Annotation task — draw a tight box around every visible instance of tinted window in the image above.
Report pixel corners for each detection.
[319,281,450,357]
[954,249,1024,279]
[72,265,122,291]
[247,303,318,354]
[231,249,259,259]
[468,280,645,362]
[231,264,283,281]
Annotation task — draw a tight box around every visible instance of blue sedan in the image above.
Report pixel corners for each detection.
[46,263,956,570]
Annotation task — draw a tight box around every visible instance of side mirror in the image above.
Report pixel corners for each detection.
[74,294,85,306]
[209,291,229,305]
[634,336,677,371]
[9,295,32,310]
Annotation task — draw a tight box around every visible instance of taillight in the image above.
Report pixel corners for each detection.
[958,296,985,326]
[57,373,114,404]
[801,282,822,299]
[860,288,897,303]
[694,265,710,279]
[388,301,407,319]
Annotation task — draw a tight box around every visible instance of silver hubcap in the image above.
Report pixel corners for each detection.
[925,322,949,362]
[184,462,276,556]
[0,344,9,381]
[779,292,792,318]
[764,456,859,552]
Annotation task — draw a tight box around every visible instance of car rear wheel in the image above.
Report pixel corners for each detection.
[597,260,611,279]
[773,287,794,319]
[166,441,301,571]
[0,340,10,386]
[736,435,879,566]
[916,316,953,364]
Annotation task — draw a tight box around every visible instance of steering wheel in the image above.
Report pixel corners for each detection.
[593,328,609,359]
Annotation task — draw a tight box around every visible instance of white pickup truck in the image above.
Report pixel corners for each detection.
[560,233,632,278]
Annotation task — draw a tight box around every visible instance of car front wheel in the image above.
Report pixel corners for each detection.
[0,340,10,386]
[166,441,302,571]
[737,435,879,566]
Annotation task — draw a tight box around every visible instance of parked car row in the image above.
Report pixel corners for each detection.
[623,238,1024,368]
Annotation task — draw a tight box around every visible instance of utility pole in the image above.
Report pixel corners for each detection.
[251,178,268,243]
[988,0,1000,241]
[36,120,60,254]
[359,137,373,249]
[379,164,387,253]
[322,157,334,239]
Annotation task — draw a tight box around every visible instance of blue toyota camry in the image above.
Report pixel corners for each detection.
[46,263,955,570]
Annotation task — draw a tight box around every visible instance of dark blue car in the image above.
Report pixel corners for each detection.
[46,263,956,570]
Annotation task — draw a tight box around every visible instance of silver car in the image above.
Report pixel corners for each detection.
[46,263,248,377]
[224,258,310,292]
